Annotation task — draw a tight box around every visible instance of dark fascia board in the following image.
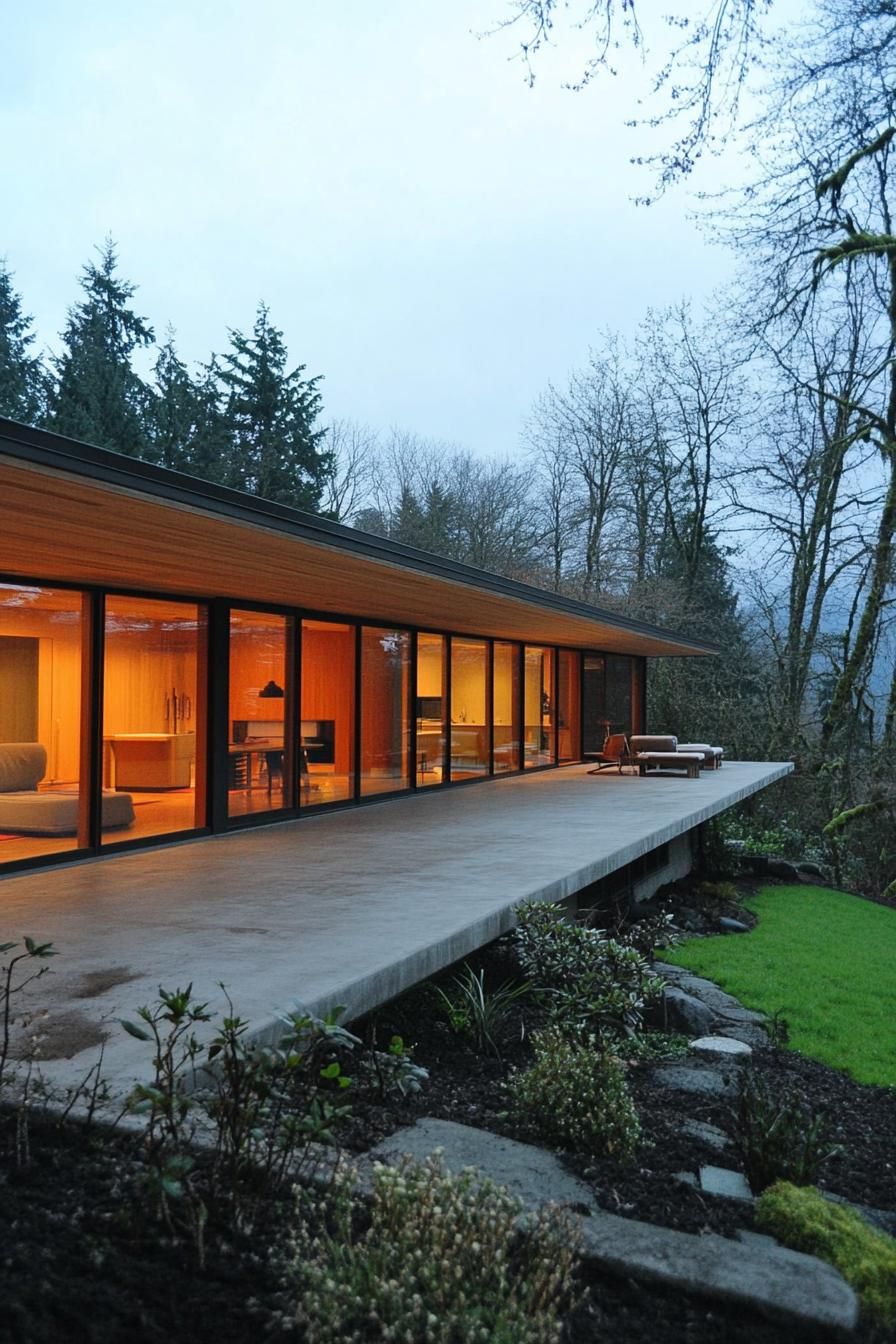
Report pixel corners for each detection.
[0,416,719,656]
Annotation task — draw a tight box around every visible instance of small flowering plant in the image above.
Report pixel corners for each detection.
[283,1152,580,1342]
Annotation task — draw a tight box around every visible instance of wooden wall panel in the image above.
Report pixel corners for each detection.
[301,626,353,776]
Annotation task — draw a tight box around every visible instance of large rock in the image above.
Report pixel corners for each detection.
[652,1062,737,1098]
[742,854,801,881]
[366,1118,597,1215]
[662,986,715,1037]
[579,1211,859,1333]
[363,1118,859,1336]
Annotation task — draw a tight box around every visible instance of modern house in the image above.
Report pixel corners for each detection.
[0,414,718,878]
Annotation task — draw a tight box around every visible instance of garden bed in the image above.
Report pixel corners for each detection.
[2,887,895,1343]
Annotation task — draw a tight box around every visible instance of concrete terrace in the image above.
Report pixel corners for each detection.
[1,760,790,1095]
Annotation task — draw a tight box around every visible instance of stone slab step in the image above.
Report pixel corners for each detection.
[579,1205,858,1334]
[362,1118,858,1336]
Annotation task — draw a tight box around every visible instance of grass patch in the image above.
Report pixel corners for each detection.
[664,885,896,1086]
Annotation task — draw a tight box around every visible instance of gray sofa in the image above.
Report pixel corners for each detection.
[0,743,135,836]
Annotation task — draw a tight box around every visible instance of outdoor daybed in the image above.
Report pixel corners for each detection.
[629,734,724,778]
[0,743,135,835]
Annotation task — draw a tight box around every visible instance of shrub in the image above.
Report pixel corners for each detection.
[432,962,530,1057]
[509,1026,641,1159]
[756,1182,896,1327]
[283,1154,580,1343]
[514,900,664,1040]
[734,1069,841,1194]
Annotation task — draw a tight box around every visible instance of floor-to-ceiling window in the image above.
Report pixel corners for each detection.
[524,645,554,767]
[360,626,410,796]
[492,641,520,773]
[301,619,355,805]
[228,610,293,818]
[582,654,607,755]
[557,650,581,762]
[450,638,489,780]
[102,595,206,844]
[416,633,447,787]
[605,654,634,736]
[0,582,87,864]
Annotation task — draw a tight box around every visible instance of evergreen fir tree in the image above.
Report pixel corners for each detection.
[46,238,154,457]
[217,304,330,511]
[390,485,430,549]
[0,261,43,424]
[189,359,233,485]
[146,328,198,472]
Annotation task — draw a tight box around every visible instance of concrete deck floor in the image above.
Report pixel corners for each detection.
[0,760,791,1096]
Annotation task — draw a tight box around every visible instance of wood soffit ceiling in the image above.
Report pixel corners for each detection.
[0,449,714,658]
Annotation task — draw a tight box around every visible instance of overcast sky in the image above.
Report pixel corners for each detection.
[3,1,742,458]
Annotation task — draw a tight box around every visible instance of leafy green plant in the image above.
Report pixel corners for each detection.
[509,1026,641,1159]
[623,906,681,955]
[122,987,358,1245]
[0,936,56,1092]
[756,1182,896,1327]
[688,880,741,918]
[733,1069,841,1194]
[432,962,530,1057]
[361,1033,429,1099]
[514,900,664,1041]
[282,1154,580,1343]
[121,983,213,1151]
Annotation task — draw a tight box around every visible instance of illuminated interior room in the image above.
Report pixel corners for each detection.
[0,415,714,877]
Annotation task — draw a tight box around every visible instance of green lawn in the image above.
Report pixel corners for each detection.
[663,885,896,1086]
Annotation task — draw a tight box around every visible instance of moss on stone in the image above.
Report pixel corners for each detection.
[756,1181,896,1327]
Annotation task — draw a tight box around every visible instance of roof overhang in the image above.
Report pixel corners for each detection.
[0,418,717,657]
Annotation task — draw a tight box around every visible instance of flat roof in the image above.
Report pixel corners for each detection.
[0,760,791,1097]
[0,416,717,656]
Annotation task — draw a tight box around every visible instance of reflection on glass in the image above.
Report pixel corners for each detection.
[301,620,355,805]
[492,641,520,773]
[360,627,410,795]
[416,633,446,787]
[228,610,291,818]
[0,583,86,865]
[605,655,633,736]
[524,646,554,768]
[582,654,606,754]
[450,638,488,781]
[557,650,581,762]
[103,595,206,844]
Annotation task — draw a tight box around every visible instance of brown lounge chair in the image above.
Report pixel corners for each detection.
[587,732,636,774]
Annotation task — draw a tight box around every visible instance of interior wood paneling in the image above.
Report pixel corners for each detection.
[0,457,711,657]
[301,624,354,777]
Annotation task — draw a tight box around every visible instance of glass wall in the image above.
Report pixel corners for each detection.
[0,571,643,873]
[102,595,206,843]
[0,583,87,863]
[557,650,581,762]
[492,641,520,773]
[416,633,447,787]
[360,626,410,795]
[301,620,355,805]
[582,654,606,755]
[450,638,489,781]
[605,655,634,736]
[524,646,554,767]
[228,610,292,818]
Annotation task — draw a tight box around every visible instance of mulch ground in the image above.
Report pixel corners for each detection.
[2,904,895,1344]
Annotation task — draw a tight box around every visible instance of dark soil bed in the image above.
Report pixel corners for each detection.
[2,928,895,1343]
